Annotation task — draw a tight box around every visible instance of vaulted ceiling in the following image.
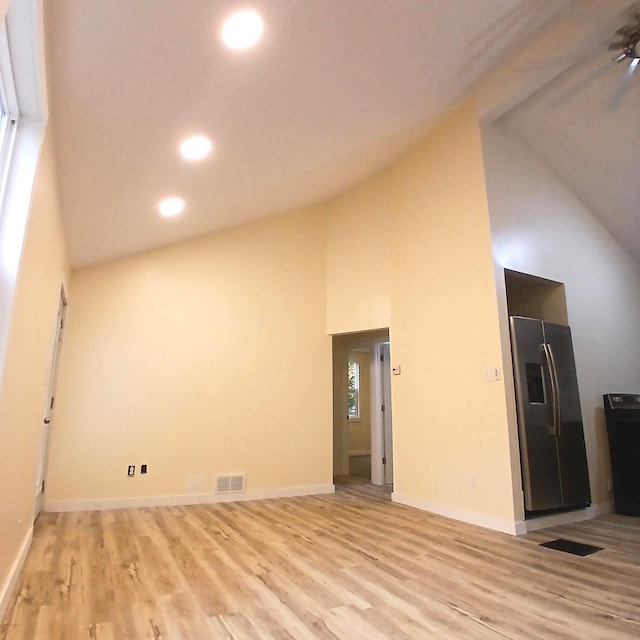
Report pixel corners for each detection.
[44,0,639,267]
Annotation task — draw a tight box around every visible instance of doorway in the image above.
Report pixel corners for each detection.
[34,285,67,519]
[332,328,393,497]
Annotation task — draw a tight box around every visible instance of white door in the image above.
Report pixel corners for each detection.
[381,342,393,484]
[34,288,67,519]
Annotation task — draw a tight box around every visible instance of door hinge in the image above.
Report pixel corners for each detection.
[382,457,387,465]
[380,354,384,362]
[50,396,55,410]
[381,404,385,412]
[41,480,45,492]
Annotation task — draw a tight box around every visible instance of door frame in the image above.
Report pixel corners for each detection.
[370,340,393,485]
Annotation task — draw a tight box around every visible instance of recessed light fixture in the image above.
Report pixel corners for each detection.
[221,10,263,50]
[158,197,185,218]
[180,135,213,161]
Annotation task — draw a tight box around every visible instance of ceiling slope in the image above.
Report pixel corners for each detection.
[45,0,567,266]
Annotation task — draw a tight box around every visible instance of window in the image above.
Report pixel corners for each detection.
[0,20,19,210]
[347,360,360,420]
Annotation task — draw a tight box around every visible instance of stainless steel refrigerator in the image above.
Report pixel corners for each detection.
[509,316,591,515]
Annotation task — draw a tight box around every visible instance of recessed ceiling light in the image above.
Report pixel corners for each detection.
[180,135,213,161]
[158,197,185,218]
[221,10,263,50]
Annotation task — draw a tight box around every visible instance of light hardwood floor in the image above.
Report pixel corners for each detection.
[2,487,639,639]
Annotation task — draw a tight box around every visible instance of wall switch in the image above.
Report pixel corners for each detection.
[391,365,401,375]
[483,367,502,382]
[141,464,148,474]
[127,465,135,477]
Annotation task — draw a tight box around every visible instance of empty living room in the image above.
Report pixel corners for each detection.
[1,1,639,638]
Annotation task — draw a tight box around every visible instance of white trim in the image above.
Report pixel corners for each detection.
[348,449,371,456]
[6,0,47,119]
[392,492,519,536]
[370,342,384,485]
[0,526,32,620]
[519,501,614,534]
[0,23,19,117]
[45,484,335,513]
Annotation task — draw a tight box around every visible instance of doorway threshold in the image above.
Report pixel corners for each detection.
[334,475,392,502]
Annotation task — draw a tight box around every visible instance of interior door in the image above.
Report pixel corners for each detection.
[34,288,67,519]
[543,321,591,507]
[510,316,562,512]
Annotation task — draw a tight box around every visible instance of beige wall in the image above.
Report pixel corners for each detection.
[47,207,332,506]
[325,171,392,334]
[483,123,640,513]
[326,104,518,529]
[387,104,516,527]
[0,132,69,606]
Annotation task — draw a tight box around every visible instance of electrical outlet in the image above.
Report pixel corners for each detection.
[127,465,135,477]
[141,464,147,474]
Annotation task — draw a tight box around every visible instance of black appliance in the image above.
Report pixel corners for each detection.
[603,393,640,517]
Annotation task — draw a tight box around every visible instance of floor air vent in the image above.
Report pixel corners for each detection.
[216,474,245,494]
[539,538,603,556]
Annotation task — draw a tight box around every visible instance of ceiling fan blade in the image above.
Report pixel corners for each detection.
[616,24,636,36]
[608,42,625,51]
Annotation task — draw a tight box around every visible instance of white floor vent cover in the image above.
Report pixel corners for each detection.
[216,474,245,494]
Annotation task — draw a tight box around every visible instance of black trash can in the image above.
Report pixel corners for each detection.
[603,394,640,517]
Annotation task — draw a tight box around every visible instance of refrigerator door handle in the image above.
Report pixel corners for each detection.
[542,343,559,436]
[547,343,562,436]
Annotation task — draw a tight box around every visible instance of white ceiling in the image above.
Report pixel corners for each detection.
[43,0,639,267]
[501,43,640,261]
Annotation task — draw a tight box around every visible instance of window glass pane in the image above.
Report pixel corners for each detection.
[347,361,360,418]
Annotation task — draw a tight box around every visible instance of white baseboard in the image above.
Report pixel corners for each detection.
[392,492,519,535]
[519,501,615,534]
[0,526,33,620]
[45,483,335,513]
[349,450,371,456]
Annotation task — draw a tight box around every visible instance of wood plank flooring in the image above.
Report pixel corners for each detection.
[2,488,639,639]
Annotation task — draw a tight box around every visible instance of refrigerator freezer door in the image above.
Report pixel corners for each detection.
[510,316,563,511]
[543,322,591,507]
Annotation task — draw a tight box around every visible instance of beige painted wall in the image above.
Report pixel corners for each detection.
[47,207,332,505]
[483,123,640,512]
[387,104,516,526]
[0,132,69,603]
[325,105,517,527]
[325,171,392,334]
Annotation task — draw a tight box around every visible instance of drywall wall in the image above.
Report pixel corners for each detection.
[0,131,69,613]
[325,170,392,334]
[387,104,517,531]
[325,105,518,530]
[46,207,333,508]
[483,123,640,513]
